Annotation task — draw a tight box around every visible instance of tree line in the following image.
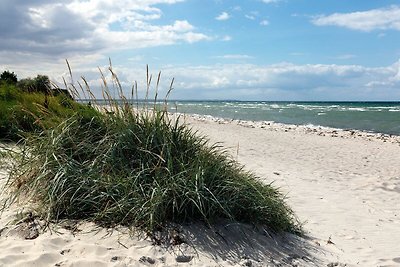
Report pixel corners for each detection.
[0,70,71,98]
[0,70,52,93]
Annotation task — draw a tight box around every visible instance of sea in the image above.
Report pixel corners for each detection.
[85,100,400,135]
[167,101,400,136]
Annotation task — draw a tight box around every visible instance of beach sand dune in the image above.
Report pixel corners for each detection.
[1,117,399,266]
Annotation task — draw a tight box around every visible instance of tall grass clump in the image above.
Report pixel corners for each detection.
[5,63,300,234]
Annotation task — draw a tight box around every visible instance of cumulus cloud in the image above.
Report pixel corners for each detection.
[3,57,399,101]
[154,61,400,100]
[260,20,269,26]
[312,5,400,32]
[0,0,209,58]
[215,12,230,21]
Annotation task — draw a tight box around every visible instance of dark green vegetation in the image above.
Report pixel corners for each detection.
[2,66,300,234]
[0,71,90,141]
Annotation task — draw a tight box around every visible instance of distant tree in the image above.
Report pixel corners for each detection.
[0,70,18,85]
[33,75,51,93]
[18,78,35,92]
[17,75,51,93]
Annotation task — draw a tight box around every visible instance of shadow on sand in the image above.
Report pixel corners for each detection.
[163,221,330,266]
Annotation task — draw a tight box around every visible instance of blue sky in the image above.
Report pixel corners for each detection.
[1,0,400,100]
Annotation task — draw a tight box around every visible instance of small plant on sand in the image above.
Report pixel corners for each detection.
[4,62,300,234]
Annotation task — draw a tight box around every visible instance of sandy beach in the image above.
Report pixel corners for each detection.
[1,116,400,266]
[186,116,400,266]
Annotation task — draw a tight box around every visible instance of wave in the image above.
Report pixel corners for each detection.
[171,101,400,135]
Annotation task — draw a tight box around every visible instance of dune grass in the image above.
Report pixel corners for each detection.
[3,64,300,234]
[0,83,97,141]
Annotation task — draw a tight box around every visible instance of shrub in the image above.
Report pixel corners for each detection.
[0,83,95,141]
[17,75,51,94]
[0,70,17,85]
[4,65,300,234]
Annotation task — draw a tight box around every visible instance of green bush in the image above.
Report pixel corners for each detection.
[0,83,19,101]
[7,106,299,234]
[4,65,300,235]
[17,75,51,93]
[0,83,95,141]
[0,70,17,85]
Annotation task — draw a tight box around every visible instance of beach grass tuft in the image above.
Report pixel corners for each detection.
[3,63,300,234]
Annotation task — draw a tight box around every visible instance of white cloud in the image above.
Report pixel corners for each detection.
[216,54,254,60]
[261,0,281,4]
[156,61,400,100]
[0,0,209,58]
[221,35,232,41]
[232,6,242,12]
[132,20,194,32]
[245,14,256,20]
[128,55,144,62]
[245,11,261,21]
[183,32,211,43]
[312,5,400,32]
[290,52,306,56]
[215,12,230,21]
[3,56,400,101]
[260,20,269,26]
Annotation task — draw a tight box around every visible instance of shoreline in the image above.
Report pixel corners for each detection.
[179,112,400,145]
[89,101,400,137]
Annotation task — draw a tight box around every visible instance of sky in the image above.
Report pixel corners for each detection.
[1,0,400,101]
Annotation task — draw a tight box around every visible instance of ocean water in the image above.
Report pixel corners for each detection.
[169,101,400,135]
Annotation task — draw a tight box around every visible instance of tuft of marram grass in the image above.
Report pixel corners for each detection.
[4,64,300,234]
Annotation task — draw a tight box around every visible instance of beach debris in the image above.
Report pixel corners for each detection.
[148,227,186,246]
[158,256,166,263]
[20,224,39,240]
[149,232,162,246]
[282,253,306,266]
[171,233,185,246]
[170,228,186,245]
[60,249,71,255]
[240,259,253,266]
[273,172,280,176]
[139,256,156,264]
[175,255,193,263]
[14,212,40,240]
[327,262,346,267]
[61,220,81,235]
[327,236,335,245]
[117,240,129,249]
[111,256,121,262]
[0,227,7,237]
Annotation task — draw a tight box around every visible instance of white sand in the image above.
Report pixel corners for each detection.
[187,116,400,266]
[1,116,400,266]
